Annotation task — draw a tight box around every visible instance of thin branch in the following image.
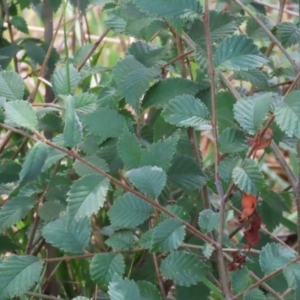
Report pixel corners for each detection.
[0,123,216,246]
[232,0,299,72]
[203,1,231,298]
[77,28,110,71]
[253,0,299,17]
[153,254,167,299]
[232,256,300,299]
[0,130,13,155]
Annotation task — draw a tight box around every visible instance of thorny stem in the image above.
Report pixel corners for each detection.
[0,123,216,246]
[202,1,231,298]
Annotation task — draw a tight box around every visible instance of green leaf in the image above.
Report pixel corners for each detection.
[246,14,274,40]
[234,93,272,134]
[275,91,300,138]
[73,156,109,176]
[117,129,142,169]
[187,11,244,45]
[19,142,48,184]
[4,100,38,130]
[63,95,83,147]
[42,216,91,254]
[143,78,201,109]
[214,35,268,71]
[231,267,249,293]
[277,22,300,48]
[90,253,125,286]
[259,243,296,275]
[126,166,166,198]
[74,92,97,113]
[112,56,160,113]
[260,200,282,232]
[150,219,186,252]
[105,230,135,251]
[162,95,211,130]
[38,201,66,222]
[10,16,29,34]
[168,155,207,190]
[235,69,269,90]
[232,159,264,195]
[42,148,66,172]
[160,251,208,286]
[0,255,43,299]
[136,281,163,300]
[202,243,214,259]
[140,136,178,171]
[198,209,220,234]
[67,174,110,222]
[220,156,241,182]
[283,263,300,295]
[0,160,21,184]
[128,41,167,68]
[51,64,80,96]
[219,128,248,153]
[82,109,126,140]
[108,193,153,228]
[133,0,202,19]
[108,274,141,300]
[0,196,35,233]
[162,205,190,223]
[0,71,24,101]
[139,229,154,249]
[243,288,265,300]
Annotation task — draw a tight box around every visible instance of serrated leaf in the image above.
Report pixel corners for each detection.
[133,0,202,19]
[231,267,249,294]
[219,156,241,182]
[42,147,66,172]
[235,69,269,90]
[150,219,185,252]
[38,201,66,222]
[10,16,29,34]
[168,155,207,190]
[275,91,300,138]
[246,14,274,40]
[117,129,142,169]
[112,56,159,112]
[74,92,97,113]
[126,166,166,198]
[108,193,153,228]
[51,64,80,96]
[0,71,24,101]
[137,281,163,300]
[140,136,178,171]
[0,255,43,299]
[232,159,264,195]
[63,95,83,147]
[67,174,110,222]
[162,205,190,222]
[82,109,126,140]
[19,142,48,184]
[198,209,219,234]
[219,128,248,153]
[105,230,135,251]
[187,11,245,45]
[0,160,21,184]
[4,100,37,130]
[202,243,214,259]
[160,251,208,286]
[0,196,35,233]
[162,95,211,130]
[139,229,154,249]
[90,253,125,287]
[128,41,167,68]
[234,93,272,134]
[277,22,300,48]
[108,274,141,300]
[42,216,91,253]
[143,78,201,109]
[73,156,109,176]
[243,288,265,300]
[259,243,296,275]
[214,35,269,71]
[283,263,300,295]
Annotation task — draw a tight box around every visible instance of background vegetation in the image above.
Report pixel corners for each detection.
[0,0,300,299]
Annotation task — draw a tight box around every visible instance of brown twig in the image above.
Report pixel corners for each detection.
[153,253,167,299]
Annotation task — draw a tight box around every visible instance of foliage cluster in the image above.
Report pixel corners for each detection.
[0,0,300,299]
